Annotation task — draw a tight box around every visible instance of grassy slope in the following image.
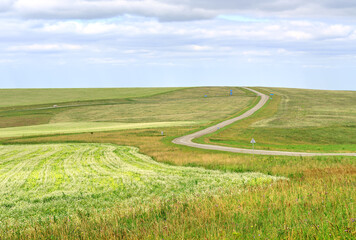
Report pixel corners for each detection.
[199,87,356,152]
[0,87,254,129]
[0,88,181,108]
[49,87,253,123]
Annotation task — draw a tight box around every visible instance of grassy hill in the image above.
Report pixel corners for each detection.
[0,87,181,108]
[0,87,254,131]
[198,87,356,152]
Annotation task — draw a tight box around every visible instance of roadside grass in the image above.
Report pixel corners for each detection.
[0,87,181,108]
[1,128,355,239]
[198,87,356,152]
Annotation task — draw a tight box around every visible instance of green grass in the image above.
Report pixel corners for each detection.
[0,143,281,229]
[0,87,254,128]
[0,121,201,138]
[199,87,356,152]
[0,87,181,108]
[49,87,253,123]
[1,130,355,239]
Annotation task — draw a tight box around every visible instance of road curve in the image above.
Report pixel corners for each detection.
[172,87,356,157]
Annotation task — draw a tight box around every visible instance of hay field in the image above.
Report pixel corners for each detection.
[0,143,280,229]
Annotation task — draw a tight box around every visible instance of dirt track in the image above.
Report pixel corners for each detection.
[172,87,356,157]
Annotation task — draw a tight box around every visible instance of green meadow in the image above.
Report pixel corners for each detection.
[0,87,355,239]
[0,87,180,108]
[0,143,280,227]
[199,87,356,152]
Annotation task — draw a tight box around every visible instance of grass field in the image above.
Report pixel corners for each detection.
[198,87,356,152]
[0,88,181,108]
[0,121,199,138]
[3,127,355,239]
[0,86,355,239]
[0,87,254,128]
[0,143,281,235]
[50,87,253,123]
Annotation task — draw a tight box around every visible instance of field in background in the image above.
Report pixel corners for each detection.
[0,121,199,138]
[0,87,180,108]
[0,86,355,239]
[0,87,253,128]
[50,87,252,123]
[199,87,356,152]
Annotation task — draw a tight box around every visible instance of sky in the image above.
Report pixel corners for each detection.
[1,0,356,90]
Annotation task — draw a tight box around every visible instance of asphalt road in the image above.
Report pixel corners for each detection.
[172,87,356,157]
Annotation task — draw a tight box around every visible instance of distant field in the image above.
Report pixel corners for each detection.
[50,87,253,123]
[0,143,280,229]
[0,87,254,128]
[253,87,356,128]
[0,88,180,107]
[0,121,200,138]
[200,87,356,152]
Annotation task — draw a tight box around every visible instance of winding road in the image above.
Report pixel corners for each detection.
[172,87,356,157]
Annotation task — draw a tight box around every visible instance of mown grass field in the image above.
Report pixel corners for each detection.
[0,86,355,239]
[198,87,356,152]
[3,127,355,239]
[0,144,279,231]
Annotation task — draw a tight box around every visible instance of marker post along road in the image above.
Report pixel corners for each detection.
[251,138,256,158]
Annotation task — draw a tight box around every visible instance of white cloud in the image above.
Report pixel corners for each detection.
[43,21,118,34]
[7,44,83,52]
[302,64,335,69]
[0,59,14,63]
[0,0,13,12]
[12,0,215,21]
[242,50,271,56]
[87,57,136,65]
[0,0,354,21]
[188,45,213,51]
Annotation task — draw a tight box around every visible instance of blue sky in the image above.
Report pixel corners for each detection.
[1,0,356,90]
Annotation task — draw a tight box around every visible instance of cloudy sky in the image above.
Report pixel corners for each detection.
[1,0,356,90]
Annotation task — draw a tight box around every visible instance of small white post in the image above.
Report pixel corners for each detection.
[250,138,256,156]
